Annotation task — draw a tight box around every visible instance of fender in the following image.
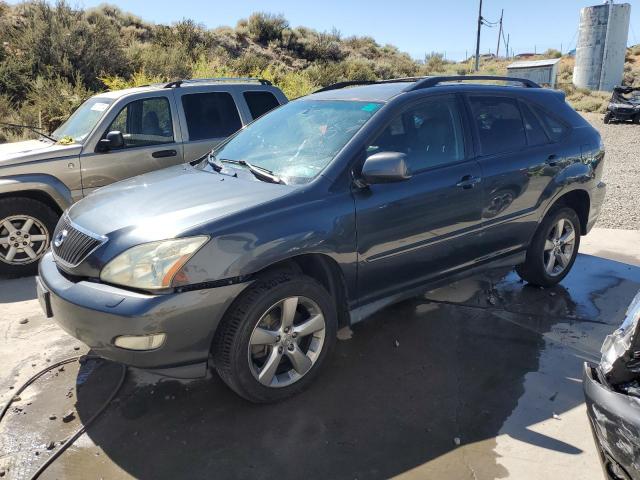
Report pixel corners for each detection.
[537,161,593,222]
[0,173,74,211]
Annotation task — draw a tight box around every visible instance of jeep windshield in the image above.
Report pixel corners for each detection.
[207,99,382,185]
[51,97,114,144]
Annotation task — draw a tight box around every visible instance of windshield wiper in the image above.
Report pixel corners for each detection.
[0,122,56,142]
[220,159,285,185]
[206,152,225,172]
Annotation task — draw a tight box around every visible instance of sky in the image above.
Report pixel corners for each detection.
[12,0,640,61]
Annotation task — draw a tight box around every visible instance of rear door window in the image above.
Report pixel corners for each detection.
[243,91,280,120]
[530,104,568,141]
[181,92,242,141]
[468,96,527,156]
[520,102,549,146]
[106,97,174,148]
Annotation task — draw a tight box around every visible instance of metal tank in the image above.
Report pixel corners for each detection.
[573,2,631,91]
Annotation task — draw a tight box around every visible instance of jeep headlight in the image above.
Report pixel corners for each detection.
[600,291,640,375]
[100,236,208,290]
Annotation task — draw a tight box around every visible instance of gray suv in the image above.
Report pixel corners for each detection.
[37,76,606,403]
[0,78,287,275]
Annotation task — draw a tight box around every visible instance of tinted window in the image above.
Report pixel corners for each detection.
[367,95,465,172]
[182,92,242,141]
[530,104,568,141]
[469,96,526,155]
[520,102,549,146]
[244,91,280,119]
[106,97,173,148]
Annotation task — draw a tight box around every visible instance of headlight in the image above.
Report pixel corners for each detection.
[100,236,208,290]
[600,291,640,376]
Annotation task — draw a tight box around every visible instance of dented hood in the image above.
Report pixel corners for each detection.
[68,163,294,239]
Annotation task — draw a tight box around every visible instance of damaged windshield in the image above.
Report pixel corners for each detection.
[208,99,382,184]
[51,97,114,144]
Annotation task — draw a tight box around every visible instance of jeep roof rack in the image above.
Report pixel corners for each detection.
[313,75,540,94]
[163,78,272,88]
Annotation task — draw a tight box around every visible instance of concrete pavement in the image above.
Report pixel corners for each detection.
[1,228,639,479]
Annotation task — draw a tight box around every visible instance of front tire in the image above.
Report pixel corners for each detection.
[0,198,58,277]
[213,271,337,403]
[603,112,612,124]
[516,206,581,287]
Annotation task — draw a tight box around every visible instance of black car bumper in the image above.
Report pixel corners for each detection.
[583,362,640,480]
[37,252,251,377]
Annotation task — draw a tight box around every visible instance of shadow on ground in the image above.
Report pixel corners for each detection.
[2,253,639,479]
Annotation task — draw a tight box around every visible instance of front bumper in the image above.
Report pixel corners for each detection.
[583,362,640,480]
[37,252,251,377]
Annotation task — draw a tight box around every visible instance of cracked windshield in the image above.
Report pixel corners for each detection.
[209,99,381,184]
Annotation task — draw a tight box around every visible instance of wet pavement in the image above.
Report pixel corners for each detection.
[1,228,639,479]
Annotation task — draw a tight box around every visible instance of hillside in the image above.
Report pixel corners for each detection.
[0,1,638,142]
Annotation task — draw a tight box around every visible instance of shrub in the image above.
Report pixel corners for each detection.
[244,12,288,45]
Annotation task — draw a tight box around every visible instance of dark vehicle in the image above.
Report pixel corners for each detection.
[584,292,640,480]
[37,76,606,403]
[604,86,640,124]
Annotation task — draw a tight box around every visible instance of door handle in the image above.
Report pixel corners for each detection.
[456,175,481,189]
[545,154,558,167]
[152,149,177,158]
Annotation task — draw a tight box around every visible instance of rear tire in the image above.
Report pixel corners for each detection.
[212,271,337,403]
[0,198,59,277]
[516,206,581,287]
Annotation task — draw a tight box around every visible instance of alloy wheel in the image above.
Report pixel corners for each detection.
[543,217,576,277]
[248,296,326,388]
[0,215,50,265]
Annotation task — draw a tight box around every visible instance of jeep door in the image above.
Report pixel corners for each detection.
[465,94,569,256]
[79,92,184,194]
[353,94,484,304]
[175,88,245,162]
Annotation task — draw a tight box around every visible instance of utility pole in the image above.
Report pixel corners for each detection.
[506,34,510,59]
[496,9,504,57]
[474,0,483,71]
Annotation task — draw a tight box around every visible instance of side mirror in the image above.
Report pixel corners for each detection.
[361,151,411,184]
[97,131,124,152]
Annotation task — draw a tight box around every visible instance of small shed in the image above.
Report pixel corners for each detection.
[507,58,561,88]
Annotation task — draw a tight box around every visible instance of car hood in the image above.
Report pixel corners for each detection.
[0,139,82,166]
[68,164,294,239]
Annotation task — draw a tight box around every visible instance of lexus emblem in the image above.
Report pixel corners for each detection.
[54,229,68,248]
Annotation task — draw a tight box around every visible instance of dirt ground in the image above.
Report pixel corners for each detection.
[1,228,639,480]
[582,112,640,230]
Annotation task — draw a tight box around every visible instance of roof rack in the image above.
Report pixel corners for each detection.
[163,78,272,88]
[313,75,541,94]
[406,75,541,90]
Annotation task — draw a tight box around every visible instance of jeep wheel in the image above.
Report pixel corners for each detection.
[213,271,337,403]
[0,198,59,276]
[516,206,581,287]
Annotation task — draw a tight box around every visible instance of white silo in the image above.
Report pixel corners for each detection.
[573,1,631,91]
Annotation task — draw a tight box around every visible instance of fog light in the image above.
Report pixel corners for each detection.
[114,333,166,351]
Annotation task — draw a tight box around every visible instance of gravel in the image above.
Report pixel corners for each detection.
[581,112,640,230]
